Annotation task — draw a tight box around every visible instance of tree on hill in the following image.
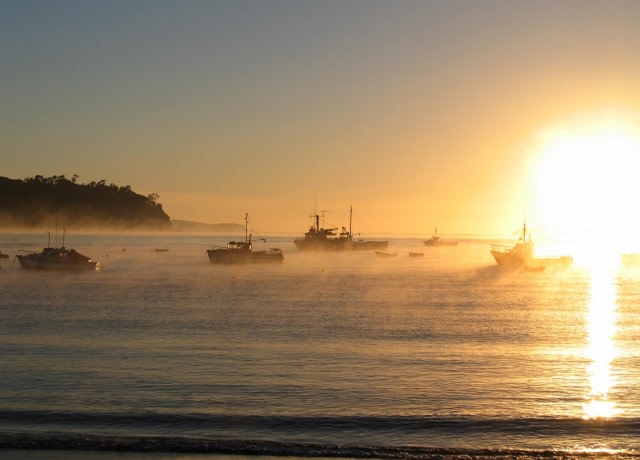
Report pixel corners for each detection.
[0,175,171,230]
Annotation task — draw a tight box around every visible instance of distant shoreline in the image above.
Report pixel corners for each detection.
[0,221,245,234]
[170,219,245,233]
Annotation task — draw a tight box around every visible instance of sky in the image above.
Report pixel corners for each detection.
[2,0,640,236]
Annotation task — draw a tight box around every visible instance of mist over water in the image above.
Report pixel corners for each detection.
[1,232,640,457]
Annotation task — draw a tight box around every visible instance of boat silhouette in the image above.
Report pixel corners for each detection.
[423,227,458,247]
[207,213,284,264]
[490,223,572,269]
[294,206,388,251]
[16,229,99,270]
[375,250,397,257]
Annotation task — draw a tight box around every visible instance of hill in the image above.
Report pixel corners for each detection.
[0,175,171,230]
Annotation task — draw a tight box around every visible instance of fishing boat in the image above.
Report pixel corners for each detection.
[490,223,572,268]
[207,213,284,264]
[409,252,424,257]
[375,250,397,257]
[16,230,99,270]
[294,206,388,251]
[490,223,534,266]
[293,214,351,251]
[423,227,458,247]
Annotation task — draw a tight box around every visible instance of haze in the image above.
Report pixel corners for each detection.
[2,0,640,236]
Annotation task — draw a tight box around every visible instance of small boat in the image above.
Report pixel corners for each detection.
[207,213,284,264]
[409,252,424,257]
[375,250,397,257]
[154,248,170,252]
[423,227,458,247]
[16,230,99,270]
[294,206,388,251]
[0,251,9,259]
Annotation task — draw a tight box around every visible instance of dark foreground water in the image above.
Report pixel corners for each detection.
[1,232,639,459]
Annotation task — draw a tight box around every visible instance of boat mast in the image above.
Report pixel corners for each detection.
[245,213,249,243]
[314,195,319,233]
[62,227,66,248]
[349,205,353,238]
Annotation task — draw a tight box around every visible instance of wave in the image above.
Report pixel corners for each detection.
[3,409,640,435]
[1,433,639,459]
[2,410,640,458]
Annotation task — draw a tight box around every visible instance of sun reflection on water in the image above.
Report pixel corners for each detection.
[582,262,620,419]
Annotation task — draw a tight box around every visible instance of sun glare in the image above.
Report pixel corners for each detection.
[582,265,620,419]
[530,115,640,268]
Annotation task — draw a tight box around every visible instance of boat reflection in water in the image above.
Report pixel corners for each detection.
[583,263,620,419]
[16,230,99,270]
[294,206,388,251]
[207,213,284,264]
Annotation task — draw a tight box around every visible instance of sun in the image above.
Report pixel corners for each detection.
[528,113,640,267]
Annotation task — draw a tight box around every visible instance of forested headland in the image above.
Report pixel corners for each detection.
[0,175,171,230]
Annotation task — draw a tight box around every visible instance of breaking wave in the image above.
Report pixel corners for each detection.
[2,410,640,458]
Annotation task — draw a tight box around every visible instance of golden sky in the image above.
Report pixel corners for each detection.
[2,0,640,235]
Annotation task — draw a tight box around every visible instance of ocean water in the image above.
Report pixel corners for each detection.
[1,232,640,459]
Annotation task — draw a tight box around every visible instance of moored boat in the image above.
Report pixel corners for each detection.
[490,224,534,267]
[490,223,572,268]
[375,250,397,257]
[293,214,351,251]
[16,230,99,270]
[423,227,458,247]
[207,213,284,264]
[294,206,388,251]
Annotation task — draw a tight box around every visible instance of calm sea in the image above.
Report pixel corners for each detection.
[1,232,639,459]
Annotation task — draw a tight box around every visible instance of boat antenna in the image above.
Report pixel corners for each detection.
[313,195,319,230]
[244,213,249,244]
[47,231,51,248]
[62,227,66,248]
[349,205,353,238]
